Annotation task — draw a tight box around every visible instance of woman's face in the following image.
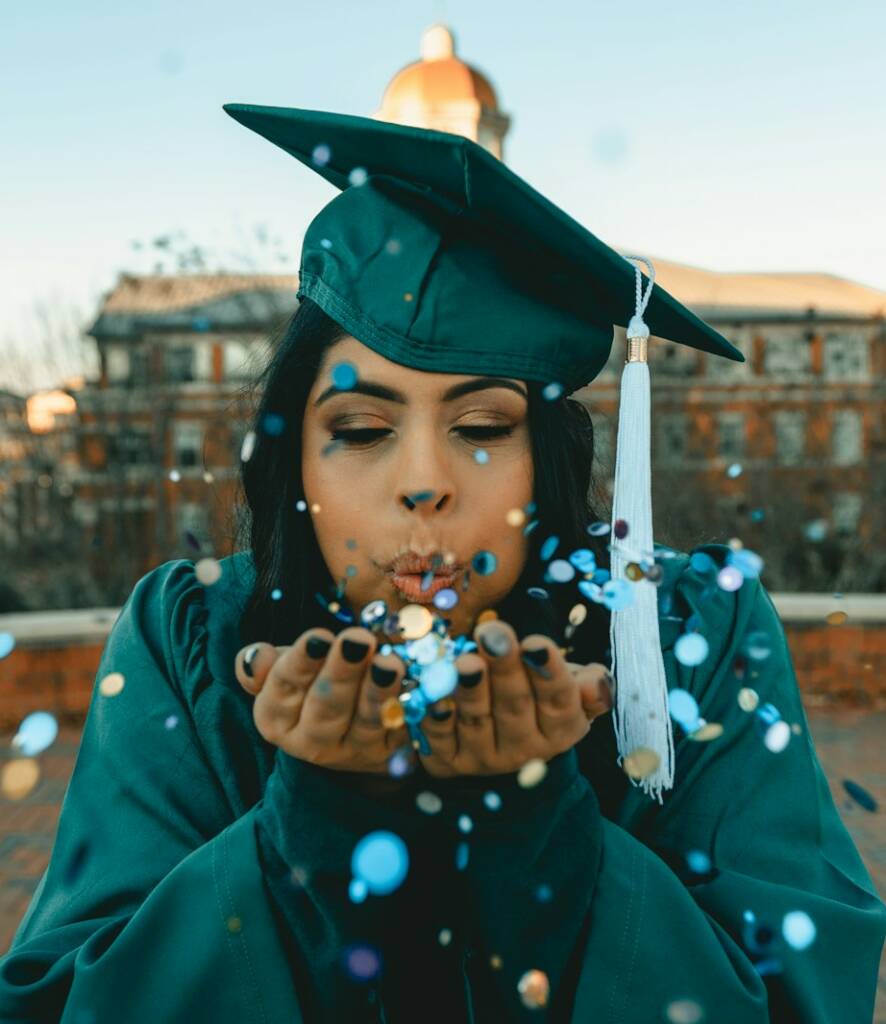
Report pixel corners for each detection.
[301,336,534,639]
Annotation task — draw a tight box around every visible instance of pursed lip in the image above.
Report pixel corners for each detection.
[387,568,461,603]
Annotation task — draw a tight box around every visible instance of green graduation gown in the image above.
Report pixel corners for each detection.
[1,545,883,1022]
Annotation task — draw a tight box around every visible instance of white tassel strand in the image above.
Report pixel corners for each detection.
[608,257,675,804]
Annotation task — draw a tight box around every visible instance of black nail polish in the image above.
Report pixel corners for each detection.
[458,669,483,688]
[342,638,370,663]
[243,645,259,678]
[523,646,549,667]
[479,628,511,658]
[306,635,332,660]
[370,662,398,687]
[429,705,454,721]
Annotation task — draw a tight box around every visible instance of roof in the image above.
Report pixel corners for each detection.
[98,273,300,314]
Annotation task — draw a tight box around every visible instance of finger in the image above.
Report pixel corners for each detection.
[475,621,539,753]
[235,642,288,696]
[519,636,589,742]
[253,628,335,738]
[346,650,407,747]
[450,649,494,765]
[299,626,377,739]
[575,663,615,721]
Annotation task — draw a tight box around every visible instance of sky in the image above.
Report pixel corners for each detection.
[2,0,884,392]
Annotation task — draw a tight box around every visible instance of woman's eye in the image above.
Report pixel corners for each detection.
[328,425,513,447]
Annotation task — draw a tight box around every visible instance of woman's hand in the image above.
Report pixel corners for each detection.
[419,620,613,779]
[234,626,410,775]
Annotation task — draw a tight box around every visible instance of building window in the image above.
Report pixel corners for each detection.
[166,346,195,383]
[656,412,688,464]
[130,348,150,385]
[774,410,806,465]
[653,342,698,377]
[823,333,869,381]
[224,339,259,381]
[105,347,130,382]
[176,501,210,547]
[173,420,204,468]
[832,492,862,535]
[717,412,745,458]
[832,409,863,465]
[764,335,810,376]
[109,429,153,465]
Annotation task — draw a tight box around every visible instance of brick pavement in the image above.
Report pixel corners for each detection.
[1,712,884,1018]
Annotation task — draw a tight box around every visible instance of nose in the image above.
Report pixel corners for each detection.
[395,428,455,516]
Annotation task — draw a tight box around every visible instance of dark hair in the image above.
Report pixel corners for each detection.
[235,297,611,665]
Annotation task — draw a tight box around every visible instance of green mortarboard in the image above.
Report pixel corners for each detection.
[223,102,745,802]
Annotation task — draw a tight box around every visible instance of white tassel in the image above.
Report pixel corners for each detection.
[608,258,675,804]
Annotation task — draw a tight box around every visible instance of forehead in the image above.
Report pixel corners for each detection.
[313,335,524,397]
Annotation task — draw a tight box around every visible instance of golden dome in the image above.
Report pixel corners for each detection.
[378,24,499,114]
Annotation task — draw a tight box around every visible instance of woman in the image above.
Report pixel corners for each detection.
[1,107,883,1023]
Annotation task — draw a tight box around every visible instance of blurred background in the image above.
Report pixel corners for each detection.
[1,0,883,1011]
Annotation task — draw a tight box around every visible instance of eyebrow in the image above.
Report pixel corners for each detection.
[314,376,529,407]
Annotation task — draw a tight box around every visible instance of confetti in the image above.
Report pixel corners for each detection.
[665,999,705,1023]
[342,943,381,980]
[623,747,660,779]
[517,969,550,1009]
[842,779,878,812]
[782,911,816,950]
[99,672,125,697]
[675,633,709,667]
[738,688,760,712]
[351,831,409,896]
[195,557,222,586]
[416,791,442,814]
[1,758,41,800]
[12,711,58,757]
[0,631,15,659]
[348,166,369,187]
[518,758,547,788]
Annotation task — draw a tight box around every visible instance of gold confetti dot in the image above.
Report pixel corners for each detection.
[490,954,503,970]
[403,292,414,302]
[1,758,40,800]
[625,562,644,581]
[195,557,222,586]
[517,969,550,1009]
[825,610,848,626]
[517,758,547,789]
[688,722,724,742]
[328,601,340,614]
[476,608,499,625]
[738,688,759,712]
[310,503,321,514]
[381,698,405,729]
[568,603,587,626]
[99,672,125,697]
[226,916,242,934]
[398,604,434,640]
[791,722,802,735]
[666,998,705,1024]
[506,508,526,527]
[623,747,660,780]
[438,928,452,946]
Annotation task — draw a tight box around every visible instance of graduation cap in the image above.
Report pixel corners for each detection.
[223,102,745,802]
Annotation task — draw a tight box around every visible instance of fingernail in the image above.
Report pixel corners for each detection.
[522,646,549,667]
[342,638,370,663]
[458,669,483,688]
[479,628,511,658]
[370,662,398,687]
[429,705,453,721]
[306,635,332,660]
[243,645,259,678]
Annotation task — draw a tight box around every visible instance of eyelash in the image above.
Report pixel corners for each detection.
[329,425,514,446]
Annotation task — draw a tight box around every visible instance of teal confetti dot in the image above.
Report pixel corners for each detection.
[270,588,282,601]
[726,462,743,478]
[547,559,575,583]
[320,238,333,250]
[262,412,285,436]
[0,632,15,659]
[331,362,358,390]
[351,832,409,895]
[540,535,559,561]
[601,579,633,611]
[13,711,58,756]
[483,791,502,811]
[542,382,564,400]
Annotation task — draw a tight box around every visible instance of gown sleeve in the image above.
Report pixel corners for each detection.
[442,550,886,1023]
[0,559,349,1023]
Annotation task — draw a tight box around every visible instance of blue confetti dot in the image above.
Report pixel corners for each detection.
[331,362,358,390]
[433,587,458,611]
[675,632,709,667]
[13,711,58,757]
[351,832,409,895]
[456,841,470,870]
[728,548,764,579]
[483,791,502,811]
[535,883,553,903]
[668,689,700,731]
[420,659,458,702]
[527,586,550,600]
[569,548,596,571]
[349,878,368,903]
[782,911,816,950]
[0,632,15,659]
[602,579,634,611]
[540,535,559,561]
[472,550,497,576]
[320,238,333,250]
[686,850,711,874]
[474,449,489,465]
[842,779,878,812]
[262,412,286,436]
[270,588,282,601]
[689,551,716,575]
[542,382,564,400]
